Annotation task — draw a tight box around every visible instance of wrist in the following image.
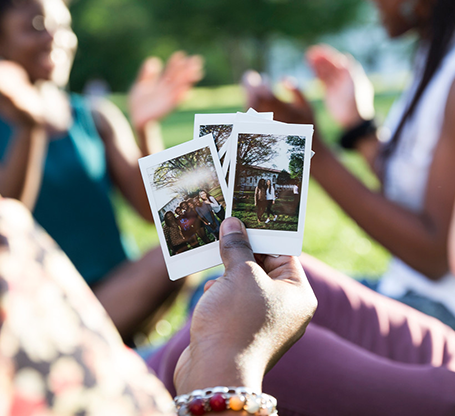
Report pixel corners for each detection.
[175,344,264,395]
[340,113,364,130]
[135,120,164,155]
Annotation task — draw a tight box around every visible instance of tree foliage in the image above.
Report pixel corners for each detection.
[153,148,216,196]
[286,135,306,179]
[237,133,279,169]
[277,169,292,185]
[199,124,233,152]
[69,0,364,91]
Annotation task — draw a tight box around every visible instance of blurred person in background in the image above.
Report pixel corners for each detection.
[243,0,455,329]
[0,0,203,343]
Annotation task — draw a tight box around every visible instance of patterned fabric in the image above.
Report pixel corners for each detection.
[0,198,175,416]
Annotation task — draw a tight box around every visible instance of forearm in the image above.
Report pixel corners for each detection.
[353,132,381,175]
[0,124,47,209]
[312,143,448,279]
[136,120,165,156]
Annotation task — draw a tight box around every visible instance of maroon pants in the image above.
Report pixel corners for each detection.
[148,254,455,416]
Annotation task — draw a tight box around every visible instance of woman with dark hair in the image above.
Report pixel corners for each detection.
[254,178,267,224]
[194,196,220,240]
[199,189,225,221]
[162,211,189,255]
[264,179,277,224]
[244,0,455,328]
[175,204,199,248]
[187,198,210,244]
[0,0,202,341]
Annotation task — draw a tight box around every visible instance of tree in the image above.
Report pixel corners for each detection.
[236,133,278,171]
[153,148,216,195]
[199,124,233,152]
[146,0,365,82]
[277,169,292,185]
[69,0,365,90]
[286,135,306,179]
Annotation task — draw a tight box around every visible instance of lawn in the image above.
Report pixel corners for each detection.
[110,84,399,343]
[232,190,299,231]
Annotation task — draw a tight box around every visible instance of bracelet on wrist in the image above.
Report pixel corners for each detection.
[339,119,377,150]
[174,387,278,416]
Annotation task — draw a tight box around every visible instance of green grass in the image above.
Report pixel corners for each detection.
[232,191,299,231]
[111,84,398,343]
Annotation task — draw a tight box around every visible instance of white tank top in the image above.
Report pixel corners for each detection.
[378,41,455,316]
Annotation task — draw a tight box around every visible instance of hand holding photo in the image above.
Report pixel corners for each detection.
[139,135,228,280]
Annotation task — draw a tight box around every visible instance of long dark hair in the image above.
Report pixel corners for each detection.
[257,178,266,190]
[382,0,455,164]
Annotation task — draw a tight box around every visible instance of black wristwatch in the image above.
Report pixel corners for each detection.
[339,119,377,150]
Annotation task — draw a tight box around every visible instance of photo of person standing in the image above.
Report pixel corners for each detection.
[254,178,267,223]
[265,179,277,223]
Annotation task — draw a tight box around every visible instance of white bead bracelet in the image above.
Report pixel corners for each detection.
[174,386,278,416]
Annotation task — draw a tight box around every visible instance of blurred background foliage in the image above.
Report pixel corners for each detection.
[69,0,365,91]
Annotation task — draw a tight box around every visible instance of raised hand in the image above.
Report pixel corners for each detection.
[0,61,44,127]
[242,70,315,125]
[128,51,204,132]
[306,44,375,128]
[174,217,317,394]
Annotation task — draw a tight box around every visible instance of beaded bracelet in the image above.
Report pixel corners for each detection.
[174,387,278,416]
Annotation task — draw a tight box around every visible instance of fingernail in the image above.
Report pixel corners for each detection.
[221,217,244,236]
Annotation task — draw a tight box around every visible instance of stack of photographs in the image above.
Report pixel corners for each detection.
[139,108,314,280]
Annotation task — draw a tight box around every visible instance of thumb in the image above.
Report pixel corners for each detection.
[219,217,255,269]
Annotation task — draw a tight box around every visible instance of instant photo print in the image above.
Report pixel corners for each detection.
[139,135,229,280]
[194,111,274,178]
[227,121,314,256]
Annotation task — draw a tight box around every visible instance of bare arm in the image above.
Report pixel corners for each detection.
[128,52,204,155]
[311,79,455,279]
[92,53,204,221]
[0,62,49,210]
[0,124,47,209]
[91,98,153,222]
[243,64,455,279]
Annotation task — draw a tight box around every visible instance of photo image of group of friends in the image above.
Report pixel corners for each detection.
[140,138,228,269]
[162,189,225,256]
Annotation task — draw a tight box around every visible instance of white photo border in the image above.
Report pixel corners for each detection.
[226,121,314,256]
[139,135,229,280]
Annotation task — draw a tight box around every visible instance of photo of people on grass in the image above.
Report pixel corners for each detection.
[151,147,226,256]
[232,134,305,231]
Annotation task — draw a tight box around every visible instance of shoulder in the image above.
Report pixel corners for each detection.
[89,97,131,144]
